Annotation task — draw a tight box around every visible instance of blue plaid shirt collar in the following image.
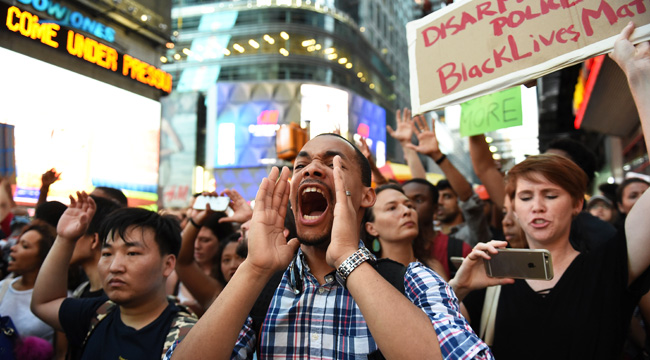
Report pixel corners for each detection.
[288,241,367,294]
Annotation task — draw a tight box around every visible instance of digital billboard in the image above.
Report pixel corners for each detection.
[205,82,387,201]
[0,47,161,206]
[349,93,387,167]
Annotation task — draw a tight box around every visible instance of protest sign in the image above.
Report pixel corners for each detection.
[460,86,522,136]
[407,0,650,114]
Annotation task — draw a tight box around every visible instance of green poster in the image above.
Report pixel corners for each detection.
[460,87,522,137]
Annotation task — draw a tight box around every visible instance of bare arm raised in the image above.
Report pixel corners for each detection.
[408,116,473,201]
[611,22,650,284]
[36,168,61,207]
[176,189,253,309]
[357,136,389,186]
[171,167,299,359]
[388,109,427,179]
[175,196,224,310]
[218,188,253,224]
[31,192,96,330]
[469,134,505,209]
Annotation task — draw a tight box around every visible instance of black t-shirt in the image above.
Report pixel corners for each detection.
[59,295,179,360]
[570,211,617,252]
[66,285,106,360]
[465,231,650,360]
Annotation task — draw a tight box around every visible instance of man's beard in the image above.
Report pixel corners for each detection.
[297,232,331,249]
[294,203,333,250]
[438,209,459,224]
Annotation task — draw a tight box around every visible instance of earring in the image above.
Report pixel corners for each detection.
[372,238,381,253]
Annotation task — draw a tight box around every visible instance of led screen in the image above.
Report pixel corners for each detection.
[0,47,161,206]
[349,94,387,167]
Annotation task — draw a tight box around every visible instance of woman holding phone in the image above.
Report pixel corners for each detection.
[448,23,650,359]
[451,152,650,359]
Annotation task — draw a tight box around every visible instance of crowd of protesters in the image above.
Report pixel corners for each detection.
[0,22,648,360]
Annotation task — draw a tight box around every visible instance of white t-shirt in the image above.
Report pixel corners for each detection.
[0,277,54,343]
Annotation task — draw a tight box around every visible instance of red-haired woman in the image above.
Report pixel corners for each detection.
[451,152,650,359]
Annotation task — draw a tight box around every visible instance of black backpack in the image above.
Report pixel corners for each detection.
[446,236,465,278]
[250,258,407,360]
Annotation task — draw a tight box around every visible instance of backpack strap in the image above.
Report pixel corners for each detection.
[82,297,198,360]
[251,270,285,355]
[373,258,407,295]
[161,297,198,360]
[82,299,117,349]
[446,237,465,278]
[367,259,407,360]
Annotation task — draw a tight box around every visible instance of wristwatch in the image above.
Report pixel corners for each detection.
[335,247,377,288]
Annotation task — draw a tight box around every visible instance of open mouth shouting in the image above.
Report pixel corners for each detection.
[298,182,332,225]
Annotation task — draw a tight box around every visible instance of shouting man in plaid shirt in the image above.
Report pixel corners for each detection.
[167,134,492,360]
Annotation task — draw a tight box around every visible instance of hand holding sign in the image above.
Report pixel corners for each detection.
[610,21,650,141]
[610,22,650,82]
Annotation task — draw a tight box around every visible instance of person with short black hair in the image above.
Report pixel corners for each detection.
[401,178,471,279]
[544,137,597,188]
[31,192,196,360]
[616,177,649,217]
[91,186,128,207]
[34,201,68,228]
[69,195,122,299]
[405,115,492,247]
[167,133,492,359]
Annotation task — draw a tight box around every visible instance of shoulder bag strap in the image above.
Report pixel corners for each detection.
[0,274,14,304]
[479,285,501,346]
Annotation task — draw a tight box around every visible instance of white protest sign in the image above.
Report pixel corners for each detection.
[407,0,650,113]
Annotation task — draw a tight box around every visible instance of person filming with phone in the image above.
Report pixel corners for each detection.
[452,153,650,359]
[447,23,650,360]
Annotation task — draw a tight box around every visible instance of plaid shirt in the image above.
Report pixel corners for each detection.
[165,249,492,360]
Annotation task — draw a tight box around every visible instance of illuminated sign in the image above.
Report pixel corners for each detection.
[257,110,279,124]
[16,0,116,42]
[3,5,171,93]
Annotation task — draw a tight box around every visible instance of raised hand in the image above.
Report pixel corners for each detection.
[387,108,416,145]
[610,22,650,81]
[189,192,218,227]
[57,191,96,241]
[246,167,300,274]
[41,168,61,188]
[357,137,373,161]
[406,115,443,160]
[449,240,514,301]
[219,188,253,224]
[326,156,361,269]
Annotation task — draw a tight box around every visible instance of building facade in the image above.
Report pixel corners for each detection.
[161,0,422,204]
